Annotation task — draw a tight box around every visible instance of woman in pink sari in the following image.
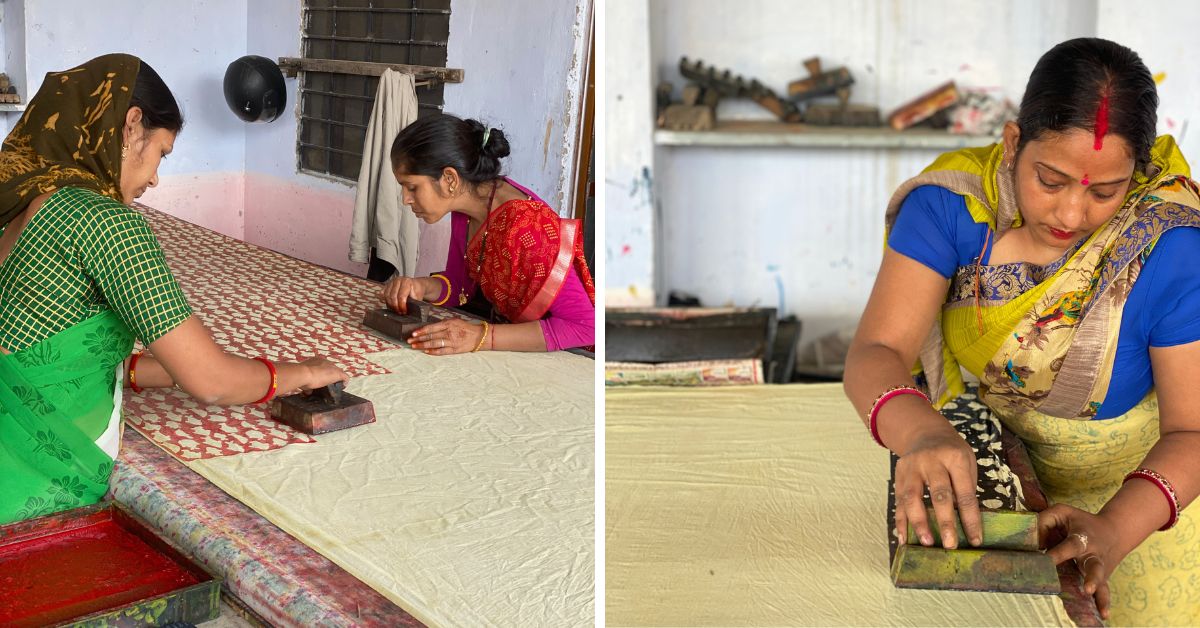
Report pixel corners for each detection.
[380,114,595,355]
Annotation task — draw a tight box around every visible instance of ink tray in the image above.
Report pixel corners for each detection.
[0,500,220,627]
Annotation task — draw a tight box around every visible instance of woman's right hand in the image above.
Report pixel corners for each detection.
[380,275,431,314]
[288,357,349,394]
[892,419,983,550]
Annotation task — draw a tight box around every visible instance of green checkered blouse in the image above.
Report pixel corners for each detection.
[0,187,192,352]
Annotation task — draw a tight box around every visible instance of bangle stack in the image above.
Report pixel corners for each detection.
[867,385,929,448]
[472,321,491,353]
[1123,467,1181,531]
[252,357,278,405]
[128,352,144,393]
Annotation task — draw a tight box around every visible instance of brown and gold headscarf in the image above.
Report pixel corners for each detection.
[0,53,140,228]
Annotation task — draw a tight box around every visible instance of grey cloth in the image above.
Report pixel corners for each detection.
[348,69,419,274]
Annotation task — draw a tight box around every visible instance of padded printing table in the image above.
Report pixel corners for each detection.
[109,204,595,627]
[605,384,1098,627]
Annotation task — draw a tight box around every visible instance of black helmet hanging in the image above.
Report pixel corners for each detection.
[223,55,286,123]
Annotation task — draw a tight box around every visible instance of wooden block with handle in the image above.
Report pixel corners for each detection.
[905,508,1039,551]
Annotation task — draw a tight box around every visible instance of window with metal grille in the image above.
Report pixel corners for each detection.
[299,0,451,181]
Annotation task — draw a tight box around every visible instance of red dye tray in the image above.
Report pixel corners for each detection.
[0,501,221,627]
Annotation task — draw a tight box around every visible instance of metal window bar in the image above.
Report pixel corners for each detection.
[300,114,368,130]
[306,7,449,14]
[299,0,452,180]
[304,35,447,47]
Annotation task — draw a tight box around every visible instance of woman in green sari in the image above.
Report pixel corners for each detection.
[846,39,1200,624]
[0,54,347,525]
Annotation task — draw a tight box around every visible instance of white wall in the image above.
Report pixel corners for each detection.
[604,0,657,306]
[15,0,250,237]
[4,1,589,279]
[0,0,26,138]
[610,0,1200,350]
[414,0,592,276]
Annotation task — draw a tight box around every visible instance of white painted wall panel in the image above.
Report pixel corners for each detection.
[630,0,1114,348]
[605,0,657,305]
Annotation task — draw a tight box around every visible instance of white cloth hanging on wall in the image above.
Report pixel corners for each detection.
[348,69,419,275]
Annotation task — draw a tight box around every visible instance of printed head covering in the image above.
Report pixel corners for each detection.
[0,53,140,228]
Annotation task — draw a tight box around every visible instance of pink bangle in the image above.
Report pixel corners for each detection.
[1123,468,1180,531]
[868,386,929,448]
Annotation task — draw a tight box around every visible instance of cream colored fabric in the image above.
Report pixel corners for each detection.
[606,384,1076,627]
[349,69,420,274]
[189,347,595,628]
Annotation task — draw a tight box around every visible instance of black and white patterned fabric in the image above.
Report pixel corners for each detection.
[886,386,1026,556]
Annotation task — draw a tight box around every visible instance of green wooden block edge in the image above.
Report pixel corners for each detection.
[891,544,1060,594]
[905,508,1038,550]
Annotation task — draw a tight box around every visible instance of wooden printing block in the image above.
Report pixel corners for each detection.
[363,298,435,342]
[787,65,855,102]
[904,508,1039,551]
[662,104,715,131]
[804,103,882,127]
[891,544,1060,594]
[269,382,376,435]
[887,80,959,130]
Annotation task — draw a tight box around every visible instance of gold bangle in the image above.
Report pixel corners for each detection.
[429,273,452,306]
[472,321,490,352]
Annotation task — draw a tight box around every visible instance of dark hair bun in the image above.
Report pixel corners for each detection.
[481,127,510,160]
[390,114,509,185]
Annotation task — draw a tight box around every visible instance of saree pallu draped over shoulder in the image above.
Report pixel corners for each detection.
[0,310,133,524]
[886,135,1200,625]
[886,136,1200,420]
[467,198,596,324]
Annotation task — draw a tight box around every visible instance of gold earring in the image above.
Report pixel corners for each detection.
[121,143,129,159]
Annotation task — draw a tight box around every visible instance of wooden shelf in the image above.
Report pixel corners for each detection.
[654,121,998,149]
[0,104,26,113]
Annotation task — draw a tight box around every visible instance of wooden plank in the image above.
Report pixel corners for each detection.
[654,120,997,149]
[277,57,464,83]
[891,545,1059,594]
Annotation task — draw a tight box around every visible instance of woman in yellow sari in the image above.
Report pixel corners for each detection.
[846,38,1200,625]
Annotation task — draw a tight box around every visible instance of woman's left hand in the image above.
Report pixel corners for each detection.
[1038,503,1122,621]
[409,319,486,356]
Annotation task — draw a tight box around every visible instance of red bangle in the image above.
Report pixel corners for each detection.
[867,386,929,448]
[128,352,144,394]
[1123,468,1180,531]
[252,357,278,405]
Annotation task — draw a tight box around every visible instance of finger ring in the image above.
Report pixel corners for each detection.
[1071,532,1088,551]
[1077,555,1100,571]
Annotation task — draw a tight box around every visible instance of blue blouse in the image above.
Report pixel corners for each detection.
[888,185,1200,419]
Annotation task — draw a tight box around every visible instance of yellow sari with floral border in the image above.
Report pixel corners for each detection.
[886,136,1200,625]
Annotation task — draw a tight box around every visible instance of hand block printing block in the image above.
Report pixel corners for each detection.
[892,508,1059,594]
[362,298,480,343]
[362,298,434,341]
[269,381,376,435]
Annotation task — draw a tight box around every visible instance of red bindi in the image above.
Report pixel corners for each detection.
[1094,94,1110,151]
[1081,174,1090,186]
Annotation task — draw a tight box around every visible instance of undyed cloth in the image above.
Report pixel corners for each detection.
[605,384,1076,627]
[188,347,595,628]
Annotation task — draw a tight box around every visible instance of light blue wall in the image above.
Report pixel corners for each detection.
[21,0,249,177]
